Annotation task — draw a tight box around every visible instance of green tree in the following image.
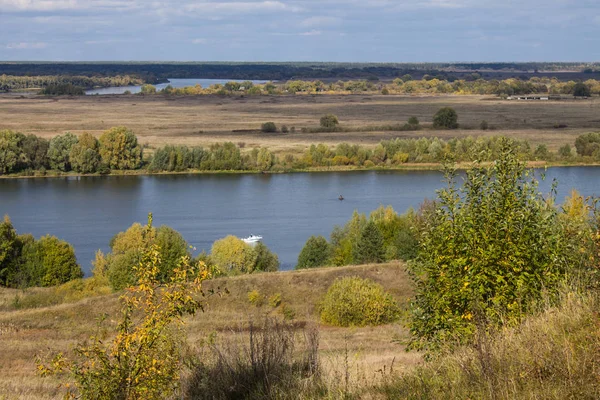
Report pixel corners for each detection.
[353,221,385,264]
[256,148,275,171]
[296,236,330,269]
[408,140,568,351]
[0,215,20,286]
[261,122,277,133]
[0,130,25,174]
[99,126,143,170]
[99,222,190,290]
[573,82,591,97]
[432,107,459,129]
[22,235,83,287]
[70,132,101,173]
[320,114,339,130]
[48,132,78,171]
[22,134,49,170]
[558,144,572,158]
[575,132,600,157]
[253,242,280,272]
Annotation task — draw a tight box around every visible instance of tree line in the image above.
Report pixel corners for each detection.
[3,127,600,177]
[0,74,143,92]
[128,77,599,97]
[2,62,599,82]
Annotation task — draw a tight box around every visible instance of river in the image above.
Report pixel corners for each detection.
[1,167,599,274]
[85,78,269,95]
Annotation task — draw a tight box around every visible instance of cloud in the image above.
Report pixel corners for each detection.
[0,0,137,11]
[191,38,208,44]
[300,30,322,36]
[183,1,302,14]
[6,41,48,49]
[300,16,341,27]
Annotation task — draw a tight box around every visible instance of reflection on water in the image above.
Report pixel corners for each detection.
[1,168,599,274]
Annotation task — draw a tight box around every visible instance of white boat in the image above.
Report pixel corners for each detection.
[242,234,263,244]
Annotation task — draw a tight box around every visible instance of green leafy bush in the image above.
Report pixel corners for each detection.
[432,107,459,129]
[319,114,339,129]
[408,139,569,351]
[320,276,400,327]
[261,122,277,133]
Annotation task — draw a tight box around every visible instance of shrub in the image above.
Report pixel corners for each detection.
[408,140,569,352]
[433,107,459,129]
[281,125,289,133]
[248,289,264,306]
[573,82,591,97]
[269,293,282,308]
[575,132,600,157]
[381,88,390,95]
[253,242,280,272]
[320,114,339,129]
[38,217,208,399]
[320,276,400,327]
[480,120,489,130]
[211,236,279,274]
[407,116,420,126]
[261,122,277,133]
[558,144,572,158]
[296,235,330,269]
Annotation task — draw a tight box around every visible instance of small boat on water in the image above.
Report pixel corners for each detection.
[242,234,263,244]
[339,195,344,201]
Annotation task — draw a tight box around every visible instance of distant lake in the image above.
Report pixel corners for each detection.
[1,168,600,275]
[85,78,270,95]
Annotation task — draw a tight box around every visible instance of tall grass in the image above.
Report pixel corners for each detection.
[184,317,322,399]
[376,289,600,399]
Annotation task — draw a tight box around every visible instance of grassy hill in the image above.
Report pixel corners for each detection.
[0,262,418,399]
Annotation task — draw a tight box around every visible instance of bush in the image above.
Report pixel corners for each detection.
[407,116,420,127]
[433,107,459,129]
[575,132,600,157]
[38,219,208,399]
[296,236,330,269]
[281,125,289,133]
[320,114,339,129]
[408,140,569,352]
[261,122,277,133]
[573,82,591,97]
[210,236,279,274]
[320,276,400,327]
[480,120,489,130]
[559,144,572,158]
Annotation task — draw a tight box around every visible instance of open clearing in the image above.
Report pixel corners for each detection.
[1,94,599,155]
[0,262,417,399]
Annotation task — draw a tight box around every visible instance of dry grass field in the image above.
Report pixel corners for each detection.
[0,262,417,399]
[1,94,599,156]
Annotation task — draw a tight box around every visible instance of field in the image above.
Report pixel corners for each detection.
[1,94,599,156]
[0,262,417,399]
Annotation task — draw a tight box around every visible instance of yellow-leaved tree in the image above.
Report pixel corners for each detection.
[38,213,209,399]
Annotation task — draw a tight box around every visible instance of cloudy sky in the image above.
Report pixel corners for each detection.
[1,0,599,62]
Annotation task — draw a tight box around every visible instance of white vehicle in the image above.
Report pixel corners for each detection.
[242,234,263,244]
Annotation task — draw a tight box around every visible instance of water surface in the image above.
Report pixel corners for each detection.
[1,168,599,274]
[85,78,269,95]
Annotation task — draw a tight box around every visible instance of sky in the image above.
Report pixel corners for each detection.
[1,0,599,62]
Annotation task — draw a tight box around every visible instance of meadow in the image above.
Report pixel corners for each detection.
[1,94,598,158]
